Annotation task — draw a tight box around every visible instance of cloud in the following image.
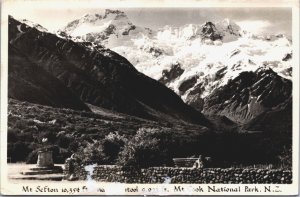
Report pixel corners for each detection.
[236,20,272,34]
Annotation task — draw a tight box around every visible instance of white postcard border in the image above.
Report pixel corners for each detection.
[1,0,299,195]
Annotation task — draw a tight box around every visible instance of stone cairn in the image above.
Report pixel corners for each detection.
[17,138,64,181]
[37,150,54,168]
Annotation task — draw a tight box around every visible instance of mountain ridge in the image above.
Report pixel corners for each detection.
[8,13,293,132]
[9,15,212,127]
[203,68,292,125]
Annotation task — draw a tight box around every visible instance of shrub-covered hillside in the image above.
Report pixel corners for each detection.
[8,99,291,168]
[7,99,208,163]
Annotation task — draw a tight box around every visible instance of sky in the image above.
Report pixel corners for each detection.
[6,2,292,36]
[124,8,292,35]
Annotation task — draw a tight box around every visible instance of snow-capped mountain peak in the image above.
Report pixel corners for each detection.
[62,9,133,38]
[155,20,241,43]
[60,11,292,111]
[200,21,222,41]
[214,19,241,42]
[79,9,128,23]
[60,9,152,48]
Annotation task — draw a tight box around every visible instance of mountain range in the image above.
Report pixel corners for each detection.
[58,9,292,128]
[8,9,292,132]
[8,15,211,127]
[60,9,292,112]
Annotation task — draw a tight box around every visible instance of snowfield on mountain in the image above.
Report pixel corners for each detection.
[60,9,292,107]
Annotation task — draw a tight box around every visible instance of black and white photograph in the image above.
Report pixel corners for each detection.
[1,0,299,195]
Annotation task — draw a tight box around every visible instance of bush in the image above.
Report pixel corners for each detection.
[26,150,39,164]
[117,128,173,168]
[55,148,72,164]
[10,141,32,162]
[73,132,127,164]
[277,146,292,169]
[57,135,73,149]
[102,132,127,163]
[76,141,105,164]
[7,128,19,143]
[68,140,80,152]
[15,119,28,130]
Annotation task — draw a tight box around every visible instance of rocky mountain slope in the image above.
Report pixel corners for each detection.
[203,68,292,125]
[8,44,90,111]
[243,96,292,133]
[9,16,211,126]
